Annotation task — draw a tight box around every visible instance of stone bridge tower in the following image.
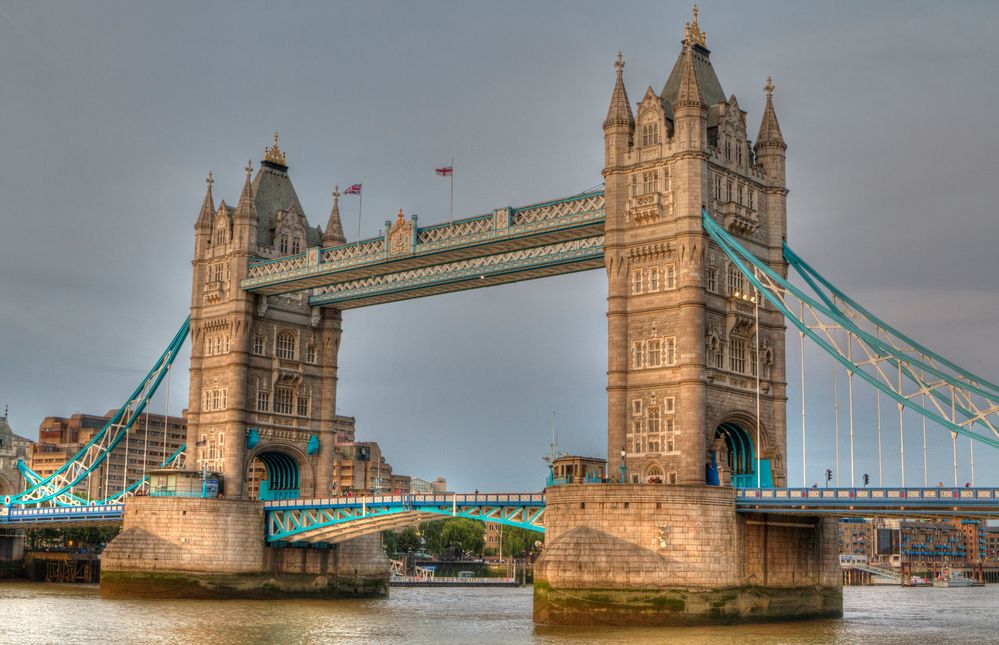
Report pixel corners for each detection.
[603,8,788,487]
[187,134,346,500]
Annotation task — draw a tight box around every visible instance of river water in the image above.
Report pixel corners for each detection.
[0,582,995,644]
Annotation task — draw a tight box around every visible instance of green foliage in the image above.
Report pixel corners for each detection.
[419,518,485,556]
[25,526,120,551]
[382,526,422,556]
[501,526,543,558]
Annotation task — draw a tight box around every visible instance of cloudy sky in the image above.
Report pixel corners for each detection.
[1,1,996,491]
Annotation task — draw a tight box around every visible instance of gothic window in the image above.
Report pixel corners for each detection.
[641,122,659,147]
[713,174,722,200]
[632,341,644,369]
[279,235,289,254]
[665,264,677,290]
[665,417,676,452]
[668,472,678,484]
[727,264,746,295]
[707,267,718,293]
[292,238,301,255]
[738,184,744,205]
[647,408,661,453]
[725,140,731,160]
[257,390,269,412]
[730,337,746,373]
[632,399,643,416]
[202,387,228,412]
[750,340,759,377]
[296,395,309,417]
[726,180,733,202]
[207,263,224,284]
[712,348,725,369]
[663,170,671,192]
[306,345,316,364]
[748,189,755,210]
[665,337,677,366]
[642,171,658,194]
[648,267,660,291]
[276,331,296,360]
[664,396,675,413]
[214,227,227,246]
[205,335,229,356]
[737,144,743,166]
[275,387,294,415]
[632,269,643,294]
[631,174,638,197]
[253,336,265,356]
[648,339,661,367]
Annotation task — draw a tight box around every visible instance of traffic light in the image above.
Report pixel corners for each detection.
[863,473,870,487]
[825,468,832,487]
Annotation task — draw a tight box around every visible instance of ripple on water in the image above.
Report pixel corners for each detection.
[0,582,996,645]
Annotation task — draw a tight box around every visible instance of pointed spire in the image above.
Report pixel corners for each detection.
[756,76,786,149]
[323,185,347,246]
[196,170,215,229]
[603,51,634,130]
[675,46,704,108]
[234,160,257,220]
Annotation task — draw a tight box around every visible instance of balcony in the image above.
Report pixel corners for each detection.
[627,191,672,225]
[717,201,759,236]
[203,280,224,303]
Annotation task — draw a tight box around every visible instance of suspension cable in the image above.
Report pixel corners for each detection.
[799,300,807,487]
[848,334,856,487]
[898,361,905,487]
[833,353,840,487]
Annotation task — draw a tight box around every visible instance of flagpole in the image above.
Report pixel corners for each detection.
[357,184,363,241]
[449,157,454,224]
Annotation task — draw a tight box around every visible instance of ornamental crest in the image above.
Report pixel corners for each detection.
[389,209,414,255]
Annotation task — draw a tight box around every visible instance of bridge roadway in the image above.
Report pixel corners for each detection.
[5,488,999,535]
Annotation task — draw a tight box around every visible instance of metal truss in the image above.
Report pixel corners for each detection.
[17,444,186,507]
[4,318,190,507]
[265,493,546,543]
[703,211,999,453]
[737,487,999,516]
[0,503,124,528]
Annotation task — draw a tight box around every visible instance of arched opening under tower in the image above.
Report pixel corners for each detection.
[248,451,301,501]
[708,422,773,488]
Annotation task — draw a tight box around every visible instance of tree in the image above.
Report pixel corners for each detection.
[419,518,485,557]
[397,527,421,553]
[502,526,543,558]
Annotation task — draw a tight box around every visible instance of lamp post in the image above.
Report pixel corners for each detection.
[619,448,627,484]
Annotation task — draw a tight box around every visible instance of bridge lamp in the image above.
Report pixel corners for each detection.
[619,448,627,484]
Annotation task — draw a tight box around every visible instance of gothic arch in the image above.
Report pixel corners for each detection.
[246,442,314,501]
[642,460,664,485]
[706,411,773,488]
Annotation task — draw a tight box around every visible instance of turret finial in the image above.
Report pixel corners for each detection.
[615,50,624,73]
[333,184,340,200]
[685,3,707,48]
[264,130,287,165]
[206,170,213,188]
[245,160,253,178]
[764,75,775,99]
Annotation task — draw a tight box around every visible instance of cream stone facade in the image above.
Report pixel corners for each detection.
[603,8,788,487]
[187,136,348,500]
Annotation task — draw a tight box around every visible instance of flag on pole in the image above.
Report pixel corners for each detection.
[344,183,362,195]
[435,166,453,177]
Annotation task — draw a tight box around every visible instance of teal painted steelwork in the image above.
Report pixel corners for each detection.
[256,452,300,501]
[307,435,319,455]
[7,318,191,506]
[247,428,260,449]
[702,211,999,451]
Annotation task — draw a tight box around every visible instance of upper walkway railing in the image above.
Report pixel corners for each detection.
[240,190,605,305]
[736,487,999,515]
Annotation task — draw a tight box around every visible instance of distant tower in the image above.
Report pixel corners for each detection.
[186,133,344,499]
[603,7,788,486]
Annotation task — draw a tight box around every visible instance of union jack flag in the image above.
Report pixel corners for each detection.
[344,184,362,195]
[435,166,453,177]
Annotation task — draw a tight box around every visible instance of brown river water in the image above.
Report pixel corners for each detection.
[0,582,995,644]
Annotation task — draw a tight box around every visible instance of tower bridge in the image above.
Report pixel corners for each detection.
[3,5,998,626]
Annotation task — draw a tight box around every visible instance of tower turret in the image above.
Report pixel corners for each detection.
[603,52,634,168]
[322,185,347,246]
[672,45,707,151]
[754,76,786,189]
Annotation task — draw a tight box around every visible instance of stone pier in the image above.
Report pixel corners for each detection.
[533,484,842,626]
[101,496,389,599]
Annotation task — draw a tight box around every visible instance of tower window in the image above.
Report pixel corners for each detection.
[642,171,658,195]
[256,390,270,412]
[253,337,265,356]
[725,140,731,160]
[215,228,227,246]
[275,387,294,415]
[727,264,745,295]
[713,175,721,200]
[306,345,316,364]
[648,267,660,292]
[748,189,754,210]
[738,184,744,205]
[632,399,643,416]
[632,341,644,369]
[648,339,662,367]
[279,235,289,254]
[707,267,718,293]
[276,331,296,360]
[642,122,660,147]
[296,395,309,417]
[292,238,301,255]
[730,337,746,373]
[665,337,677,366]
[665,264,677,290]
[726,180,733,202]
[632,269,644,294]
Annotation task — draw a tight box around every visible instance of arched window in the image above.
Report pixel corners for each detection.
[215,227,226,246]
[291,238,300,254]
[279,235,289,254]
[276,331,296,360]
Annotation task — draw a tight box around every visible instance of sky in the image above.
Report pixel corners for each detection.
[0,1,997,491]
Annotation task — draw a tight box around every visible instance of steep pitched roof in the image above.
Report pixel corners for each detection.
[323,186,347,246]
[756,76,785,148]
[252,160,320,247]
[661,44,726,109]
[603,52,634,129]
[195,172,215,229]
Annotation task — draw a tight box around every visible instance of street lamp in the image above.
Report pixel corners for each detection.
[619,448,627,484]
